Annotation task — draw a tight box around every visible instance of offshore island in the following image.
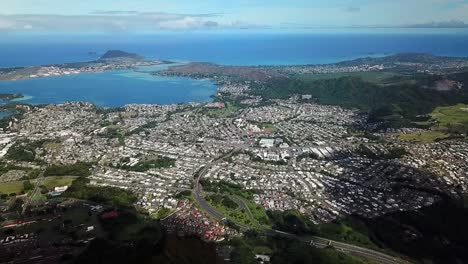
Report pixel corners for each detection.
[0,51,468,264]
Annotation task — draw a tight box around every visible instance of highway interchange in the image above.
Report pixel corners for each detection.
[192,149,408,264]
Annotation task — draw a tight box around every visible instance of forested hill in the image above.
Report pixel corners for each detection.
[99,50,144,61]
[249,71,468,127]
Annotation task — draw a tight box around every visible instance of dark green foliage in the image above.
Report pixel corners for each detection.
[317,218,379,250]
[22,180,34,191]
[77,216,164,264]
[207,194,238,209]
[272,240,369,264]
[116,157,175,172]
[174,190,192,199]
[5,139,59,162]
[201,180,257,200]
[229,238,257,264]
[267,209,317,235]
[63,177,137,208]
[250,74,468,127]
[356,198,468,264]
[6,140,39,161]
[384,147,408,159]
[44,162,92,177]
[126,121,159,136]
[26,169,42,179]
[227,232,369,264]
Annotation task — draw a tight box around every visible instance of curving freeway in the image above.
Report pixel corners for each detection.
[192,148,408,264]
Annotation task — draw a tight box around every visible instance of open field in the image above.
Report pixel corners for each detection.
[42,176,78,189]
[259,123,278,134]
[203,102,240,118]
[399,104,468,142]
[430,104,468,132]
[0,176,78,194]
[398,131,449,143]
[0,181,24,194]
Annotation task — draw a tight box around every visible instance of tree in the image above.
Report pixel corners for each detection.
[23,180,34,192]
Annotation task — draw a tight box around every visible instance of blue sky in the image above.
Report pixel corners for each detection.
[1,0,468,32]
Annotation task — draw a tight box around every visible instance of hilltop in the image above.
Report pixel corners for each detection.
[99,50,144,61]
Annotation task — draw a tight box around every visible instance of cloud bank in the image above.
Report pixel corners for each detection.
[404,20,468,28]
[0,11,258,32]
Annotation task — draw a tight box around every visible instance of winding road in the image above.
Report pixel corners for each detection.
[192,148,408,264]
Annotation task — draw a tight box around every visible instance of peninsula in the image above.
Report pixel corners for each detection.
[0,50,165,81]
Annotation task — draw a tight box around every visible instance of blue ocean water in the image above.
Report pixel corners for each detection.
[1,33,468,67]
[0,68,217,107]
[1,33,468,107]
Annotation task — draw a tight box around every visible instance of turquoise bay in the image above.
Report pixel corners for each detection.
[0,67,217,107]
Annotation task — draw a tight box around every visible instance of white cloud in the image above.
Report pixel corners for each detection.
[0,12,257,32]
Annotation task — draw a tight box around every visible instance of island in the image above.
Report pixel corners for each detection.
[0,93,24,101]
[99,50,145,61]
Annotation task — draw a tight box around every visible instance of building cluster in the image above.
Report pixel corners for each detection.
[163,200,237,242]
[0,60,162,81]
[259,64,386,75]
[0,95,466,227]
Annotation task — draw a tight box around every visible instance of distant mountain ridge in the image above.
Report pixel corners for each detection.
[337,53,468,66]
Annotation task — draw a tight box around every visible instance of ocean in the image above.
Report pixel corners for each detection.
[1,33,468,107]
[0,68,217,107]
[2,33,468,67]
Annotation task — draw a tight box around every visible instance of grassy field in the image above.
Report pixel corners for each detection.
[0,176,78,194]
[260,123,278,133]
[398,131,449,143]
[0,181,24,194]
[430,104,468,132]
[300,71,398,84]
[42,176,78,189]
[399,104,468,143]
[203,102,240,118]
[242,198,272,227]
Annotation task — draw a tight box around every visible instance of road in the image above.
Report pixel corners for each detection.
[22,171,45,214]
[192,149,407,264]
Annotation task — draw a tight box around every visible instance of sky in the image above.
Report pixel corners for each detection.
[1,0,468,33]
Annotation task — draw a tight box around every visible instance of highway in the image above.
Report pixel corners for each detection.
[192,149,408,264]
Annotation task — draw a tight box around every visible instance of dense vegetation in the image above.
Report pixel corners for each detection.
[63,177,137,208]
[5,140,45,162]
[77,209,218,264]
[354,198,468,264]
[250,72,468,128]
[227,232,372,264]
[44,162,92,177]
[116,157,175,172]
[201,179,257,200]
[279,197,468,264]
[206,193,238,209]
[267,209,317,235]
[5,139,62,162]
